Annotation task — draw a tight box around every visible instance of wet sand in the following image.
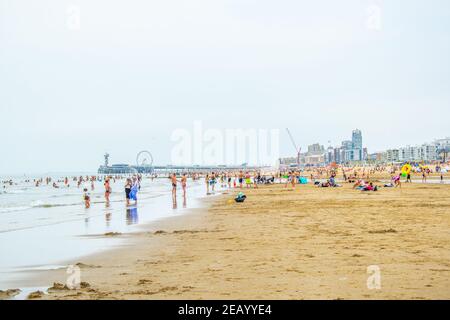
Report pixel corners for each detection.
[21,182,450,300]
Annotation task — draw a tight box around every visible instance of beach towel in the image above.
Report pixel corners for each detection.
[299,177,308,184]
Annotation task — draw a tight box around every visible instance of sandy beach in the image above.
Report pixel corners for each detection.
[23,181,450,300]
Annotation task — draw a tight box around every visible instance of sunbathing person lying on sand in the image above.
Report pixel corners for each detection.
[359,182,378,192]
[317,179,341,188]
[352,179,365,189]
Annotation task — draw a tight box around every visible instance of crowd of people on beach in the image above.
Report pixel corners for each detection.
[2,162,449,210]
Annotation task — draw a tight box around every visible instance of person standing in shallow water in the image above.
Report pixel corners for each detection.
[104,177,111,203]
[129,177,139,205]
[83,188,91,208]
[171,173,178,204]
[181,173,187,198]
[125,178,132,206]
[205,174,210,195]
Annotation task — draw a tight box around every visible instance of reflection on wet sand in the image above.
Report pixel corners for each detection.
[126,207,138,225]
[105,212,111,227]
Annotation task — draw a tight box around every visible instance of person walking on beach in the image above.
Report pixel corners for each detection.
[406,172,412,183]
[284,171,291,188]
[104,177,112,203]
[238,171,244,188]
[244,172,252,188]
[125,178,132,206]
[291,171,297,189]
[210,172,216,193]
[422,170,427,183]
[253,171,259,189]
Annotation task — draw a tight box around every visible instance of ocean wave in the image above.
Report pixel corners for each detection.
[0,201,81,214]
[31,200,81,209]
[0,206,32,213]
[0,187,173,214]
[3,190,26,194]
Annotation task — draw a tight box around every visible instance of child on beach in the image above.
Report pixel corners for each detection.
[393,174,401,188]
[83,188,91,208]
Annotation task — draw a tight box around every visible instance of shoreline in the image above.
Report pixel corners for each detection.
[14,181,450,300]
[0,180,217,295]
[15,196,217,300]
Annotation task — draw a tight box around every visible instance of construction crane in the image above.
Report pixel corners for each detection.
[286,128,301,169]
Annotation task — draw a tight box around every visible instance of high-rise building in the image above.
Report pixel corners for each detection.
[307,143,325,155]
[352,129,363,149]
[351,129,363,161]
[324,130,366,164]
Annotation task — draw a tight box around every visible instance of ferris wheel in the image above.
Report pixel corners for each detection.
[136,150,153,167]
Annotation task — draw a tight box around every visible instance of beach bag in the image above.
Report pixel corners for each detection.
[235,192,247,203]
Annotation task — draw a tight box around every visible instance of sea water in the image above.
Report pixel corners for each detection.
[0,173,211,290]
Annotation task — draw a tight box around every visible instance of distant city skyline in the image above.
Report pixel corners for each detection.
[282,129,449,165]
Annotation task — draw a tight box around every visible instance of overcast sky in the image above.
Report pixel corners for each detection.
[1,0,449,174]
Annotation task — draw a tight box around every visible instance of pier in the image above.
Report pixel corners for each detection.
[97,152,269,175]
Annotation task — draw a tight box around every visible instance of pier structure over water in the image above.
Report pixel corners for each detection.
[98,152,269,175]
[99,164,268,175]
